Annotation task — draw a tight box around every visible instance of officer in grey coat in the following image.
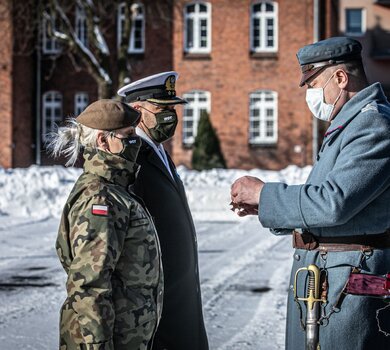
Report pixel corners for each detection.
[231,37,390,350]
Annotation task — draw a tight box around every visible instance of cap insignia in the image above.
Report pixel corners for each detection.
[165,75,176,96]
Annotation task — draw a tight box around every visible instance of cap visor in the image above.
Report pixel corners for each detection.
[299,67,326,87]
[146,97,188,105]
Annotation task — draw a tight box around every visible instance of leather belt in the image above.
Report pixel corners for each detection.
[292,230,390,252]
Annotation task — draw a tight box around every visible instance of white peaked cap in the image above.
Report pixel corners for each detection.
[117,71,187,105]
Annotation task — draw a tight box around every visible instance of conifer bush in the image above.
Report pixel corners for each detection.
[191,111,226,170]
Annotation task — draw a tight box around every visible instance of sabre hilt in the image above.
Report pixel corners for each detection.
[294,264,327,350]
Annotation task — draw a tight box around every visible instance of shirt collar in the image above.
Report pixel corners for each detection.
[136,126,165,154]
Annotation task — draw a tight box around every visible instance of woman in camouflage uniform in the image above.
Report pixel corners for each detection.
[48,99,163,350]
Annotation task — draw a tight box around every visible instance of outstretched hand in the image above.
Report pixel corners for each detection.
[230,176,265,216]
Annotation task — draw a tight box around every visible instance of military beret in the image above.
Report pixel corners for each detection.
[117,71,187,105]
[76,99,141,130]
[297,37,363,87]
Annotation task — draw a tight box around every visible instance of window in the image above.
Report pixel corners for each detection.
[42,16,61,54]
[182,90,211,145]
[345,9,365,36]
[74,93,89,116]
[184,2,211,53]
[75,5,88,46]
[117,2,145,53]
[249,90,277,144]
[250,1,278,52]
[42,91,63,140]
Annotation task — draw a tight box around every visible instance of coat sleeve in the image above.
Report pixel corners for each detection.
[259,113,390,229]
[66,194,127,349]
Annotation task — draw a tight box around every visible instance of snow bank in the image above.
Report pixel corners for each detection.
[178,165,312,221]
[0,165,311,222]
[0,166,82,219]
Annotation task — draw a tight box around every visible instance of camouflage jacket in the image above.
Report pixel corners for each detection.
[56,148,163,350]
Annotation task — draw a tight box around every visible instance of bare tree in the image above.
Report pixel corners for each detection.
[10,0,176,98]
[42,0,140,98]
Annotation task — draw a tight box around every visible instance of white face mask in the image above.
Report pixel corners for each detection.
[305,73,342,122]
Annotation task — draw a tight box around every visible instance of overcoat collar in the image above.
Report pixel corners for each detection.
[327,83,386,133]
[83,148,139,188]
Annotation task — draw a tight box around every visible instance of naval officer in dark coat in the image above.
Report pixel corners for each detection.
[118,71,209,350]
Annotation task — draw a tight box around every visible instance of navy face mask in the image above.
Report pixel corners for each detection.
[141,107,178,143]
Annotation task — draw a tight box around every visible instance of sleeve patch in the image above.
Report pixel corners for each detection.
[92,204,109,216]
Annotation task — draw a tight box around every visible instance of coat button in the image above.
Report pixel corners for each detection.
[294,253,300,261]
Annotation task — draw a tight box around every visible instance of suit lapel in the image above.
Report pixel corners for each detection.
[147,147,179,189]
[166,153,187,197]
[166,154,196,230]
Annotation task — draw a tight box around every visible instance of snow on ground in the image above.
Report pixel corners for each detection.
[0,164,311,349]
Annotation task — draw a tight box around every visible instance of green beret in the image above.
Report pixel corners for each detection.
[76,99,140,130]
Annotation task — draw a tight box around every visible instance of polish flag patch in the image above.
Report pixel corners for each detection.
[92,204,109,216]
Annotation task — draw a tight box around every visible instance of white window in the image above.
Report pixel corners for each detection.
[249,90,278,144]
[74,93,89,116]
[345,9,365,36]
[42,16,61,54]
[117,2,145,53]
[184,2,211,53]
[42,91,63,140]
[250,1,278,52]
[182,90,211,145]
[75,5,88,46]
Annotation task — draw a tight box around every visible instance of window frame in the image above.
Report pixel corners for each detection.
[182,90,211,146]
[74,92,89,116]
[345,8,366,37]
[183,2,212,54]
[42,91,63,140]
[42,16,61,54]
[75,5,88,47]
[117,2,145,54]
[250,1,278,53]
[248,90,278,145]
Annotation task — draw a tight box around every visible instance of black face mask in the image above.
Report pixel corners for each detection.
[113,135,141,162]
[142,107,178,143]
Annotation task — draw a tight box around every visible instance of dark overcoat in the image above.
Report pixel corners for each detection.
[259,83,390,350]
[133,140,209,350]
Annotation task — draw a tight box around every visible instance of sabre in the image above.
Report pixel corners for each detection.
[294,264,327,350]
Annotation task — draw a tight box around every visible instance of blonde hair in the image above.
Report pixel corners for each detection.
[46,118,112,167]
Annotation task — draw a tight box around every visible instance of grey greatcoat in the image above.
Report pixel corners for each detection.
[133,141,209,350]
[259,83,390,350]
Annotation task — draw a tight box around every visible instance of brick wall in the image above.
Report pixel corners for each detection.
[0,0,13,168]
[0,0,340,169]
[171,0,318,170]
[40,0,174,165]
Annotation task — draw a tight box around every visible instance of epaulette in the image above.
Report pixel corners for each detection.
[361,103,378,113]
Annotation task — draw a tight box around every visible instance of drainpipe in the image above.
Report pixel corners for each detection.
[35,0,42,165]
[312,0,320,163]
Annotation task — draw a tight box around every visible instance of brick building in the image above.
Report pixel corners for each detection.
[338,0,390,95]
[172,0,336,169]
[1,0,388,170]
